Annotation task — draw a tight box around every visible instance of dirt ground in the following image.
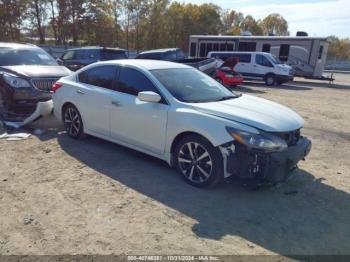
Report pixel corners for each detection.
[0,76,350,256]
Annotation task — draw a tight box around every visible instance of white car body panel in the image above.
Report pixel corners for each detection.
[53,60,304,166]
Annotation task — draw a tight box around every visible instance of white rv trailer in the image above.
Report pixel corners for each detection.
[189,35,330,78]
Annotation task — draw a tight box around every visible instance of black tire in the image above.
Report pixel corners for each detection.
[0,90,7,113]
[265,74,276,86]
[62,104,86,139]
[173,134,224,188]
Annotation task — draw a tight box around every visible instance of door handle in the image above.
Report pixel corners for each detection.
[111,100,122,106]
[76,90,85,94]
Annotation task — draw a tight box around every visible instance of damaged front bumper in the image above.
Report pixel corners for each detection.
[3,100,54,128]
[221,137,312,185]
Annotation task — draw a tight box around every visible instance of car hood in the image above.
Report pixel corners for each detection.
[190,94,304,132]
[1,65,72,78]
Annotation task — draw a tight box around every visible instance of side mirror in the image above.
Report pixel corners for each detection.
[56,58,63,65]
[138,91,161,103]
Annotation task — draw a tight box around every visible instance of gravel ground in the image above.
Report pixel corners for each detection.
[0,79,350,256]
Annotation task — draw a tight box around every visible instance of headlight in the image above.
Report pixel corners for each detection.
[3,73,31,88]
[226,127,287,152]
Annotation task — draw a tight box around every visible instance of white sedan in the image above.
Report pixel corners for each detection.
[53,60,311,188]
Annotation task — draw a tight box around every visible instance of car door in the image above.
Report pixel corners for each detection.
[254,54,274,79]
[76,65,119,137]
[234,53,253,78]
[109,66,169,155]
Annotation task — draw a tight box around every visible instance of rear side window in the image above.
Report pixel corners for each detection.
[256,54,273,67]
[101,49,127,60]
[85,49,100,59]
[117,67,159,96]
[238,54,251,63]
[162,51,177,60]
[75,50,87,59]
[78,65,117,90]
[137,53,161,60]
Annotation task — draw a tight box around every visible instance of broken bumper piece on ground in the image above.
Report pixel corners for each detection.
[3,100,54,128]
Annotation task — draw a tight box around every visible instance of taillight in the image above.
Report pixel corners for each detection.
[52,82,63,93]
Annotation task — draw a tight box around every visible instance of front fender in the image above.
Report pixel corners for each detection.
[165,108,258,153]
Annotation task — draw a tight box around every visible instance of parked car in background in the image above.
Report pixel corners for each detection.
[58,46,128,71]
[0,42,71,119]
[53,59,311,188]
[136,48,217,75]
[208,51,293,86]
[213,57,243,87]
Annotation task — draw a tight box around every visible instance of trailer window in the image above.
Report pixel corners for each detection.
[200,43,206,57]
[279,44,290,61]
[318,46,324,59]
[220,43,226,51]
[206,43,213,54]
[213,43,219,51]
[190,43,197,57]
[238,42,256,51]
[262,44,271,52]
[227,43,234,51]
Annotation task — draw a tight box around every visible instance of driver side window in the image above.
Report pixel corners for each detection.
[256,54,273,67]
[117,67,157,96]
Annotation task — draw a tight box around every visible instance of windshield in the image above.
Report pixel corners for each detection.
[269,54,282,64]
[0,48,57,66]
[151,68,239,103]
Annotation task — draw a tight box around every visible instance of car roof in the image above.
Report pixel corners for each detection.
[208,51,271,55]
[66,46,126,52]
[139,48,179,55]
[0,42,39,49]
[94,59,191,70]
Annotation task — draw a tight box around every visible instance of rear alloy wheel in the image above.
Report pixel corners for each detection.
[63,105,85,139]
[265,74,276,86]
[174,135,224,188]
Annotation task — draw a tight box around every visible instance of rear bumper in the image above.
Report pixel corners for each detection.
[224,78,244,86]
[226,137,312,185]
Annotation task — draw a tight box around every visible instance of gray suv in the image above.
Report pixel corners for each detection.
[58,47,128,71]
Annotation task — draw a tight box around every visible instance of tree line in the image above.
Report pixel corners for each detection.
[0,0,349,60]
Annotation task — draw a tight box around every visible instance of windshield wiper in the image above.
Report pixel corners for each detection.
[214,95,241,101]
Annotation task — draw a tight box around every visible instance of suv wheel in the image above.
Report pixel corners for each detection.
[174,135,224,188]
[63,104,85,139]
[265,74,276,86]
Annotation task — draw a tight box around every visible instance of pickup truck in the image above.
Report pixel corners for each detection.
[135,48,217,76]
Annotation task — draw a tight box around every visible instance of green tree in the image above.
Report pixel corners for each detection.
[327,36,350,60]
[0,0,27,41]
[221,9,243,35]
[240,15,262,35]
[26,0,49,44]
[259,13,289,36]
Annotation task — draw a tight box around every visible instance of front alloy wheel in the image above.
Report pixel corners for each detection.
[63,105,85,139]
[174,135,224,188]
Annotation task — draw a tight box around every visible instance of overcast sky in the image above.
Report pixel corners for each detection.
[182,0,350,38]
